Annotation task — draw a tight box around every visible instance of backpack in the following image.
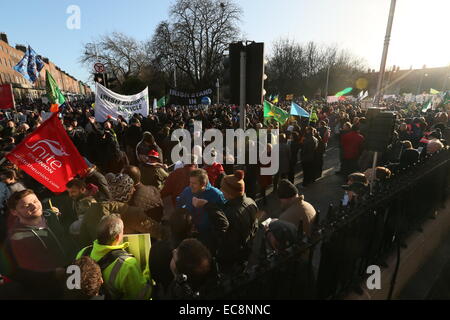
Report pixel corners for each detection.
[82,245,133,300]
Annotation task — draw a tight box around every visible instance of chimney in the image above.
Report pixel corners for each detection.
[0,33,8,44]
[15,44,27,53]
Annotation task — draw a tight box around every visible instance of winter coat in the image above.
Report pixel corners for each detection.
[204,195,259,267]
[85,169,112,202]
[128,183,164,222]
[279,196,317,238]
[340,130,364,160]
[176,183,226,236]
[301,136,318,163]
[160,165,196,205]
[5,210,78,273]
[78,201,162,248]
[279,143,291,174]
[140,163,169,190]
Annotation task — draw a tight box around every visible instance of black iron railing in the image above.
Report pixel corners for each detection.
[201,148,450,300]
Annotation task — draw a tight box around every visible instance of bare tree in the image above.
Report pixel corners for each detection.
[266,38,367,97]
[150,0,242,90]
[80,32,148,88]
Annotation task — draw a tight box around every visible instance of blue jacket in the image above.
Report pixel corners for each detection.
[176,183,226,234]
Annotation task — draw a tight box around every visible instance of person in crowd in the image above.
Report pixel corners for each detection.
[258,143,273,205]
[277,179,316,238]
[301,127,318,187]
[78,173,162,247]
[203,149,225,188]
[63,256,104,300]
[346,172,369,186]
[136,131,163,166]
[427,138,444,154]
[61,178,92,233]
[198,170,259,270]
[341,182,369,206]
[122,165,164,222]
[340,122,364,175]
[140,150,169,190]
[4,189,77,273]
[150,207,196,296]
[398,140,420,169]
[77,215,152,300]
[0,169,26,195]
[166,238,213,299]
[336,121,352,174]
[83,163,112,202]
[176,169,226,251]
[273,134,291,191]
[288,132,301,183]
[363,167,392,190]
[123,118,142,166]
[160,154,198,206]
[265,219,299,252]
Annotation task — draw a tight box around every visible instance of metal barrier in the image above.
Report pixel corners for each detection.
[200,148,450,300]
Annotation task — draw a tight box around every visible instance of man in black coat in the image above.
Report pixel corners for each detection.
[198,170,259,272]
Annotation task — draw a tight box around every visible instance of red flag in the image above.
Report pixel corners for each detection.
[0,84,15,110]
[6,113,88,193]
[50,104,59,113]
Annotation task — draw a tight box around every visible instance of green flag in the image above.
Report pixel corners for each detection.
[46,71,65,105]
[335,87,353,97]
[421,100,432,113]
[157,96,166,107]
[263,100,289,124]
[443,91,450,104]
[430,88,440,95]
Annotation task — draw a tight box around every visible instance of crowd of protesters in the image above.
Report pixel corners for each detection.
[0,94,448,299]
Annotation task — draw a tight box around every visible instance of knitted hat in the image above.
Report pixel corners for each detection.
[277,179,298,199]
[221,170,245,198]
[105,173,135,203]
[148,150,160,159]
[268,220,298,250]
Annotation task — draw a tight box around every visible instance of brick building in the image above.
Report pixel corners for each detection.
[0,32,92,101]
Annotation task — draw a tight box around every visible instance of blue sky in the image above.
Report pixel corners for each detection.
[1,0,449,87]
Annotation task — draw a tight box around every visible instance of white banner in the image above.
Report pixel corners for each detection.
[327,96,339,103]
[95,83,149,122]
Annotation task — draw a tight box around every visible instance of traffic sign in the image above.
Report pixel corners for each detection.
[94,63,105,73]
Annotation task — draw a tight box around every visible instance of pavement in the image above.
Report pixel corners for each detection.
[399,230,450,300]
[256,140,346,221]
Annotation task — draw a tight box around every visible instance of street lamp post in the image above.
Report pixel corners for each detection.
[325,64,331,99]
[373,0,397,108]
[216,78,220,105]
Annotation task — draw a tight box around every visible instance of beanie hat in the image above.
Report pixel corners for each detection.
[221,170,245,198]
[105,173,135,203]
[268,220,298,250]
[148,149,160,160]
[277,179,298,199]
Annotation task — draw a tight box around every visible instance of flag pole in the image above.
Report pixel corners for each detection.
[239,49,246,130]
